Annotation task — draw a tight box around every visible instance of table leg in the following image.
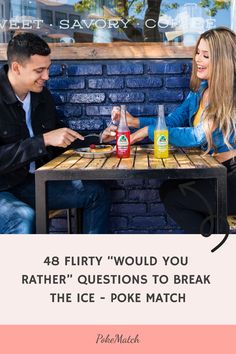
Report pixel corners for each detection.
[35,173,48,234]
[216,172,227,233]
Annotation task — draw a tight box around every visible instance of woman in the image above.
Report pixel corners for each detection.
[115,27,236,234]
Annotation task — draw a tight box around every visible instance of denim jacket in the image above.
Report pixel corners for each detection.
[139,81,236,153]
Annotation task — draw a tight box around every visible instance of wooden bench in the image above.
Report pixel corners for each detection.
[227,216,236,232]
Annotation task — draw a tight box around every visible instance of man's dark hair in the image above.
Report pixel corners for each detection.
[7,32,51,66]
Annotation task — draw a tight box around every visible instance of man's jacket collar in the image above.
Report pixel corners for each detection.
[0,65,18,104]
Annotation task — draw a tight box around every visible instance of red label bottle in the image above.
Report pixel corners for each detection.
[116,105,130,158]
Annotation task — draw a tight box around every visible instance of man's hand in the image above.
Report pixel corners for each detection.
[101,125,117,143]
[43,128,84,148]
[130,126,148,144]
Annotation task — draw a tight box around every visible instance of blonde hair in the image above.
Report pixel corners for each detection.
[190,27,236,153]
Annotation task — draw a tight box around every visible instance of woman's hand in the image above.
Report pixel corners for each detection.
[112,108,140,128]
[101,125,117,143]
[130,126,148,144]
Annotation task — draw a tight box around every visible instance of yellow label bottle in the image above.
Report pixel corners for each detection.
[154,105,169,158]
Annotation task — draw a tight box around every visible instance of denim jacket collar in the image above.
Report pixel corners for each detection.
[198,80,208,96]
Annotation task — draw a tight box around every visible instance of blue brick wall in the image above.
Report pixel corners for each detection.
[1,58,191,233]
[47,59,191,233]
[48,59,191,134]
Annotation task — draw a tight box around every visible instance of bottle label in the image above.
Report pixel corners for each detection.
[116,132,130,158]
[157,135,168,150]
[118,134,129,150]
[154,130,168,158]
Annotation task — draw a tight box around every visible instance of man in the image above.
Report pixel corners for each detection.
[0,32,114,234]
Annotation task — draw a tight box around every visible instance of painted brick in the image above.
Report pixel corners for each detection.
[48,78,85,90]
[129,104,178,117]
[111,203,146,214]
[109,92,145,103]
[146,60,189,74]
[86,106,100,116]
[65,118,103,131]
[111,190,127,202]
[49,64,63,76]
[165,77,190,88]
[149,90,184,102]
[103,119,117,131]
[128,189,160,202]
[113,180,125,187]
[149,203,166,214]
[52,92,67,104]
[146,179,163,188]
[50,218,67,232]
[56,105,82,118]
[87,104,155,118]
[86,105,114,117]
[107,63,143,75]
[122,179,145,187]
[131,216,166,228]
[128,104,156,116]
[68,64,102,76]
[126,77,162,88]
[109,217,128,229]
[184,62,192,74]
[116,229,150,234]
[68,93,105,103]
[152,229,181,234]
[88,78,124,89]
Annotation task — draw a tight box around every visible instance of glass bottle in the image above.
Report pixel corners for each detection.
[116,105,130,158]
[154,104,169,158]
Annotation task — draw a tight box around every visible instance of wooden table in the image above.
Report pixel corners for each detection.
[35,145,227,234]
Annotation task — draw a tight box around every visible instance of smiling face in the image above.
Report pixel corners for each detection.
[195,38,211,81]
[13,54,51,94]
